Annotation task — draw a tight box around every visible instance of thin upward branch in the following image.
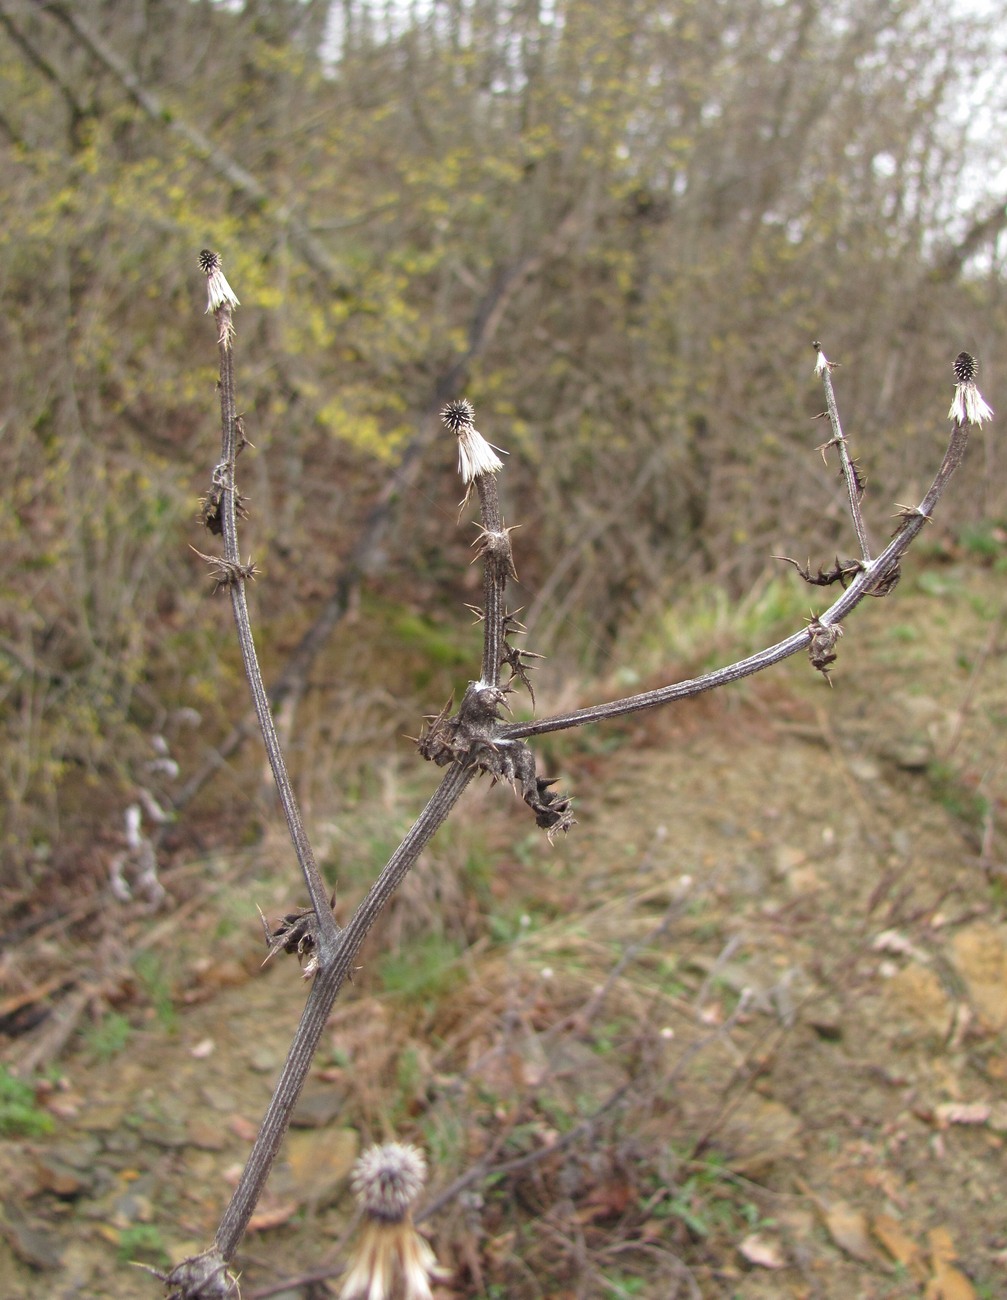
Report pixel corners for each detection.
[188,261,487,1280]
[814,341,872,562]
[441,399,513,686]
[474,475,509,687]
[201,251,336,942]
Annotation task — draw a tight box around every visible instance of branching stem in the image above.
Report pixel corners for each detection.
[178,287,980,1300]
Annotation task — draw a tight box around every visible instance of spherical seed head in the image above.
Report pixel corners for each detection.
[954,352,977,385]
[199,249,221,276]
[441,399,475,433]
[351,1143,427,1223]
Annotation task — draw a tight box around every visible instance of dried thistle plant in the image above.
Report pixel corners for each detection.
[158,249,988,1298]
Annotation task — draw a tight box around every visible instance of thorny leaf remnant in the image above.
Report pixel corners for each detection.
[466,604,543,704]
[777,555,864,588]
[417,683,574,836]
[141,1247,239,1299]
[200,485,249,536]
[501,609,543,705]
[258,891,340,980]
[191,549,258,593]
[807,616,842,680]
[501,641,544,706]
[473,523,518,578]
[867,562,902,597]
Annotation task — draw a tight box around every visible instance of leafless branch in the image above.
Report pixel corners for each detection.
[813,341,872,562]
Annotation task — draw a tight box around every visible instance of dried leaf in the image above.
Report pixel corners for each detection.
[247,1199,299,1232]
[934,1102,991,1128]
[926,1227,977,1300]
[925,1263,977,1300]
[229,1114,258,1142]
[872,1213,926,1282]
[824,1200,876,1263]
[929,1226,958,1266]
[738,1232,786,1269]
[573,1179,634,1221]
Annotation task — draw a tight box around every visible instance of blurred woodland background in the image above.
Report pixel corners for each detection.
[1,0,1006,911]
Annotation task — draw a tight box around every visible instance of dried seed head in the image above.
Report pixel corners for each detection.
[953,352,977,385]
[813,341,831,375]
[441,399,475,432]
[351,1143,427,1223]
[199,249,240,315]
[341,1144,447,1300]
[441,398,506,482]
[457,427,504,482]
[339,1222,446,1300]
[948,351,993,427]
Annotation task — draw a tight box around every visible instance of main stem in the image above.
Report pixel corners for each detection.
[213,761,474,1260]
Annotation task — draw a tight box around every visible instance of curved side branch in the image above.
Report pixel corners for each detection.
[502,420,971,742]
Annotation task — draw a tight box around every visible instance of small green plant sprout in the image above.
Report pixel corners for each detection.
[0,1066,54,1137]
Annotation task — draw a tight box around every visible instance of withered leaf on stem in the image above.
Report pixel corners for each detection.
[807,616,842,680]
[776,555,863,588]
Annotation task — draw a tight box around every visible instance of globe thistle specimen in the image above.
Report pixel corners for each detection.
[199,249,240,315]
[441,400,505,484]
[948,352,993,427]
[340,1144,448,1300]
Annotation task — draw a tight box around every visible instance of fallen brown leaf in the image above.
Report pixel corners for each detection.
[824,1200,877,1264]
[572,1179,634,1222]
[247,1199,299,1232]
[872,1213,926,1282]
[925,1226,977,1300]
[934,1102,991,1128]
[229,1114,258,1142]
[738,1231,786,1269]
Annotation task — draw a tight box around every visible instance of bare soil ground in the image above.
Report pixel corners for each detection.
[2,561,1006,1299]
